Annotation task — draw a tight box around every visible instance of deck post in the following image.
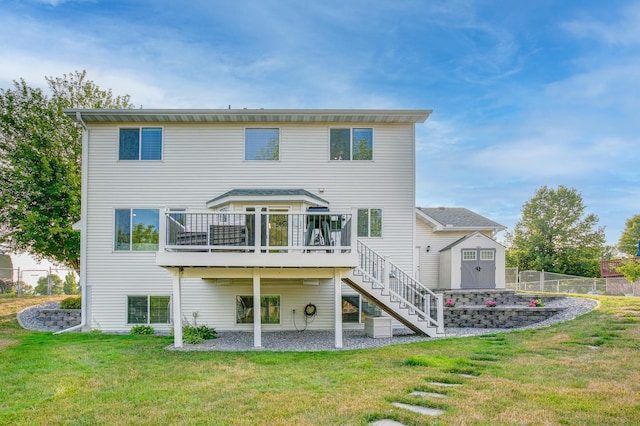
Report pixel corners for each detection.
[158,208,167,252]
[253,268,262,348]
[172,268,183,348]
[334,268,343,349]
[436,293,444,334]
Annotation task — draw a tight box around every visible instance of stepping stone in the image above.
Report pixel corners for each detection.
[411,390,447,398]
[459,373,477,378]
[369,420,406,426]
[427,381,462,387]
[392,402,445,416]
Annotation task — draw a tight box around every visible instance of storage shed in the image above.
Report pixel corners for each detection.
[416,207,506,290]
[439,231,506,290]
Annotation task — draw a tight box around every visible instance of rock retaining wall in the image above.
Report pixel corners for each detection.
[440,290,564,306]
[36,309,81,331]
[443,306,561,328]
[439,290,564,328]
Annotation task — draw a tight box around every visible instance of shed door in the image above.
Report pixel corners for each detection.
[461,249,496,289]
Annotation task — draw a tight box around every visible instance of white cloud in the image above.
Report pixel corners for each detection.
[563,1,640,46]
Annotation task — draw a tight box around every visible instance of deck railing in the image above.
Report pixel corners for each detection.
[164,210,353,253]
[356,241,443,329]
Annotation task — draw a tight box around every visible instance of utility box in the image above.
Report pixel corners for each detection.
[364,316,392,338]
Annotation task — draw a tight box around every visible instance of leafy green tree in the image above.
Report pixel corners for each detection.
[616,259,640,296]
[35,274,63,295]
[0,71,134,270]
[617,215,640,257]
[505,185,605,277]
[63,273,79,295]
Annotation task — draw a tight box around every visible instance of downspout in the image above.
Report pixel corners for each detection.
[56,112,89,334]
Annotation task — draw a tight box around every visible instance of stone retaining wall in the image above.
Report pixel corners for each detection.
[443,306,560,328]
[37,309,81,331]
[440,290,564,306]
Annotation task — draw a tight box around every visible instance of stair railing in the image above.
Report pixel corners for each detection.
[356,240,444,332]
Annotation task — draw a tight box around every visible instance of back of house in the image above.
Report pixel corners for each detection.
[66,109,434,347]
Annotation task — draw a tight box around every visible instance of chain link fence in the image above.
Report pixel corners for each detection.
[505,268,638,296]
[0,267,80,296]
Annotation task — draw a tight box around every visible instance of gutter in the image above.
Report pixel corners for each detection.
[56,112,89,334]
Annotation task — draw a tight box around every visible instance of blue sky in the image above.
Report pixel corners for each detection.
[1,0,639,245]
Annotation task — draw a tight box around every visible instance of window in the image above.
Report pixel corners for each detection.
[115,209,159,251]
[127,295,171,324]
[462,250,477,261]
[342,295,381,323]
[245,128,279,160]
[357,208,382,237]
[119,128,162,160]
[330,128,373,160]
[480,250,495,261]
[236,295,280,324]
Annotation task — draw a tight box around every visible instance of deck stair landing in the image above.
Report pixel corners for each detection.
[342,241,444,337]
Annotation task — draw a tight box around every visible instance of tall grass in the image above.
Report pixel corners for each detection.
[1,294,638,425]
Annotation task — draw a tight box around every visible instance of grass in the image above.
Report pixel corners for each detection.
[1,294,639,425]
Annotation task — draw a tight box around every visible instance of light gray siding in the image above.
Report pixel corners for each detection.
[84,121,416,332]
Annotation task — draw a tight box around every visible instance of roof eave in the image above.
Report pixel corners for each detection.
[64,108,432,124]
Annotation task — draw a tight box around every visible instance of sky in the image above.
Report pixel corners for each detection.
[1,0,639,246]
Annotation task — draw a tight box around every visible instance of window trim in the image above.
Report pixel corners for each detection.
[329,127,374,161]
[357,208,383,238]
[114,208,160,252]
[118,127,164,161]
[342,294,382,323]
[244,127,280,161]
[126,295,171,325]
[235,294,281,325]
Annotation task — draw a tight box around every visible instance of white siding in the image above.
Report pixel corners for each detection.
[84,122,416,332]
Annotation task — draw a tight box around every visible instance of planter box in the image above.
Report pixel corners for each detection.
[364,316,392,338]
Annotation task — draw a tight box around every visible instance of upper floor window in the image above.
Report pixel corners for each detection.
[330,128,373,160]
[115,208,159,251]
[357,208,382,237]
[119,128,163,160]
[245,128,279,160]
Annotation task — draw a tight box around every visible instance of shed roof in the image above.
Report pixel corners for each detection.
[417,207,506,232]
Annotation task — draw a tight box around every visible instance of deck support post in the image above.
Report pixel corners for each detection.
[253,268,262,348]
[334,268,343,349]
[172,268,183,348]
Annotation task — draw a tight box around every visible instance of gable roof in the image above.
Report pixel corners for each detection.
[206,189,329,209]
[439,231,503,251]
[64,109,432,124]
[416,207,506,233]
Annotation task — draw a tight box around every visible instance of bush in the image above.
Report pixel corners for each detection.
[60,296,81,310]
[130,325,155,335]
[183,324,217,344]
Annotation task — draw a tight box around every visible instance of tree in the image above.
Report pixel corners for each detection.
[505,185,605,277]
[35,274,63,295]
[616,259,640,296]
[63,273,79,295]
[618,215,640,257]
[0,71,134,269]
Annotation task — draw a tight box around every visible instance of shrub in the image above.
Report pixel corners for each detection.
[60,296,81,310]
[130,325,155,335]
[183,324,217,344]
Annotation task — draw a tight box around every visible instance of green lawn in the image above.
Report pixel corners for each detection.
[1,295,639,425]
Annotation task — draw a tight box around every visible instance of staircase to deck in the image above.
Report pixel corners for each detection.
[342,241,444,337]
